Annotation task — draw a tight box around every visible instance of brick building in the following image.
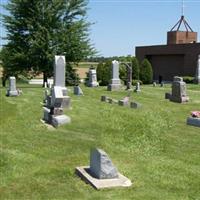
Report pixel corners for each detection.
[136,15,200,81]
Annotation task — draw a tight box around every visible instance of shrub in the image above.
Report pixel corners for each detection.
[132,57,140,80]
[182,76,194,83]
[132,79,143,86]
[96,61,111,86]
[140,59,153,84]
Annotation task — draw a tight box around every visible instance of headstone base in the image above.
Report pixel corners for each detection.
[51,115,71,127]
[7,90,19,97]
[187,117,200,127]
[75,166,132,190]
[107,84,121,91]
[170,96,189,103]
[88,82,99,87]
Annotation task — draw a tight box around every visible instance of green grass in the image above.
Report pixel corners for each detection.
[0,83,200,200]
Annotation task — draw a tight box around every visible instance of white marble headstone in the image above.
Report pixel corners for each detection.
[54,56,66,87]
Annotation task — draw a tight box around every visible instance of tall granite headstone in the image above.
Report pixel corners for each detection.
[43,55,71,127]
[54,56,66,87]
[107,60,121,91]
[6,77,19,96]
[88,69,99,87]
[169,76,189,103]
[195,55,200,84]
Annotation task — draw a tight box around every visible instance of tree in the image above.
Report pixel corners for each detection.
[140,59,153,84]
[131,57,140,80]
[1,0,95,86]
[96,61,111,86]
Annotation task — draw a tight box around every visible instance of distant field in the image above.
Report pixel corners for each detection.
[73,62,98,68]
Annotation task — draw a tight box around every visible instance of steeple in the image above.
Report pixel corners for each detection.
[167,0,197,45]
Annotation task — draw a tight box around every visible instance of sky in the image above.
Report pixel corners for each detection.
[1,0,200,57]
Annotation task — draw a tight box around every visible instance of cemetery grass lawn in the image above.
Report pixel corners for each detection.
[0,83,200,200]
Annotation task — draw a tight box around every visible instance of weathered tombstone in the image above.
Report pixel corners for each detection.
[88,68,99,87]
[74,86,83,95]
[44,82,47,88]
[160,82,164,87]
[130,102,141,109]
[118,96,129,106]
[169,76,189,103]
[101,96,108,102]
[165,92,171,99]
[6,77,19,97]
[134,82,141,92]
[54,56,66,87]
[75,148,132,189]
[107,60,121,91]
[90,148,118,179]
[194,55,200,84]
[153,82,157,87]
[42,55,71,127]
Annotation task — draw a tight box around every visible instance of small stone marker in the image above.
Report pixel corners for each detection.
[118,96,129,106]
[107,60,121,91]
[153,82,157,87]
[165,92,171,99]
[130,102,141,109]
[160,82,164,87]
[134,82,141,92]
[168,76,189,103]
[101,96,108,102]
[74,86,83,95]
[187,111,200,127]
[75,148,132,189]
[88,68,99,87]
[6,76,20,97]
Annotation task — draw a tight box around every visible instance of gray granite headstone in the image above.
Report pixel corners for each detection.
[195,55,200,84]
[90,148,118,179]
[74,86,83,95]
[169,76,189,103]
[54,56,66,87]
[187,117,200,127]
[7,77,19,96]
[107,60,121,91]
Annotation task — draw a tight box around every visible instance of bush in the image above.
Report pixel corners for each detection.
[140,59,153,84]
[96,61,111,86]
[132,80,143,86]
[132,57,140,80]
[182,76,194,83]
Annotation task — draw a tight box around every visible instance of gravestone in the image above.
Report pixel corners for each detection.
[118,96,129,106]
[153,82,157,87]
[107,60,121,91]
[160,82,164,87]
[88,69,99,87]
[169,76,189,103]
[195,55,200,84]
[101,96,108,102]
[130,102,141,109]
[74,86,83,95]
[6,77,19,97]
[54,56,66,87]
[90,148,118,179]
[75,148,132,189]
[43,55,71,127]
[134,82,141,92]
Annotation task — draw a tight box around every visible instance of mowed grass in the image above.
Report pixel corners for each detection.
[0,83,200,200]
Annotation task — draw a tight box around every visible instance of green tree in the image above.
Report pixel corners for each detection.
[140,58,153,84]
[96,61,111,86]
[131,57,140,80]
[1,0,95,86]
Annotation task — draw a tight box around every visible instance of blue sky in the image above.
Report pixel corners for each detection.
[1,0,200,57]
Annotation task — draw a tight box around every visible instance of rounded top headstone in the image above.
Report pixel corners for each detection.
[173,76,183,82]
